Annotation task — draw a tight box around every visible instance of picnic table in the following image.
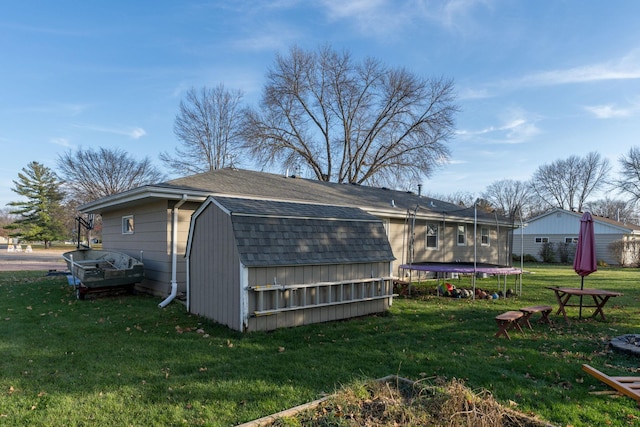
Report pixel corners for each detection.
[547,286,622,323]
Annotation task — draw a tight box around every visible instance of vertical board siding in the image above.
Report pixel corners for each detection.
[189,203,242,331]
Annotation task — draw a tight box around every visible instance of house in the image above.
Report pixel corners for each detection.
[79,168,515,317]
[512,208,640,265]
[186,196,395,331]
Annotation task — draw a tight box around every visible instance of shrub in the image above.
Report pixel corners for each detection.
[607,240,626,266]
[512,253,538,263]
[538,242,556,263]
[556,242,575,264]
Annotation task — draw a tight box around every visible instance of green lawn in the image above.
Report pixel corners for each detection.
[0,265,639,426]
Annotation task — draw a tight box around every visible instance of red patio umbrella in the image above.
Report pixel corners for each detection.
[573,211,597,319]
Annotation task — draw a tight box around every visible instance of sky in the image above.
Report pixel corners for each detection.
[2,1,640,209]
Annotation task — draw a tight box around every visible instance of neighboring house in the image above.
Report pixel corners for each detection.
[187,196,395,331]
[79,168,515,312]
[512,208,640,266]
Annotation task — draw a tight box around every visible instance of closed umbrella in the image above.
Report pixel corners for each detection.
[573,211,597,319]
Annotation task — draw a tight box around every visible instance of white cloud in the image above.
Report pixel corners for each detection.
[458,86,492,100]
[511,50,640,87]
[457,111,540,144]
[50,137,73,148]
[129,128,146,139]
[584,104,633,119]
[74,124,147,139]
[320,0,487,38]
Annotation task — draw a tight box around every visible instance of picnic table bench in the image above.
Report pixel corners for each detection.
[495,311,524,340]
[546,287,622,323]
[519,305,553,330]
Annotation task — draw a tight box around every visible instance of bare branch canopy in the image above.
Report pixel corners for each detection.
[242,45,459,186]
[161,84,245,175]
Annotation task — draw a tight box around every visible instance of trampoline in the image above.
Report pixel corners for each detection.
[399,262,522,276]
[399,262,523,297]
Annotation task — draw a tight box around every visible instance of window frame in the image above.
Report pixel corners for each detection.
[534,236,549,244]
[425,223,438,250]
[457,224,466,246]
[480,226,490,246]
[122,215,135,235]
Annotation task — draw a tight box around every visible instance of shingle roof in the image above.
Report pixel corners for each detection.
[163,168,504,224]
[212,196,395,267]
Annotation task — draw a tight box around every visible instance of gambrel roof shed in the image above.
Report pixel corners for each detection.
[186,196,395,266]
[186,196,395,332]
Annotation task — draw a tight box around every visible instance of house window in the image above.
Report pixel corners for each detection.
[481,227,490,246]
[122,215,134,234]
[534,237,549,244]
[425,223,438,249]
[565,237,578,244]
[457,224,466,246]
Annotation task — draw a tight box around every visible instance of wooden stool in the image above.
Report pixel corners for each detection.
[519,305,553,330]
[495,311,524,340]
[393,279,410,296]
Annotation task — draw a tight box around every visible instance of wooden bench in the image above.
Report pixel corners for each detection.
[519,305,553,330]
[495,311,524,340]
[393,279,410,296]
[582,364,640,406]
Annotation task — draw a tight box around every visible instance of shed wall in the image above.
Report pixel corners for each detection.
[246,261,392,332]
[188,202,242,331]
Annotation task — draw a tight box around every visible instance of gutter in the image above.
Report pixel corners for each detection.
[159,194,188,308]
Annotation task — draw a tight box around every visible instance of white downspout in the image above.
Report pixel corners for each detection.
[159,194,188,308]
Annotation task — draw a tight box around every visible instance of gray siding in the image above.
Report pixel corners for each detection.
[188,201,243,331]
[246,262,391,332]
[513,232,628,265]
[390,218,509,273]
[101,200,198,296]
[246,298,390,332]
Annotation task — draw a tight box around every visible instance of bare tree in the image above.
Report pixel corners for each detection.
[58,147,166,204]
[616,146,640,206]
[589,197,639,224]
[242,45,458,186]
[426,191,476,207]
[482,179,531,220]
[530,152,610,212]
[160,84,245,175]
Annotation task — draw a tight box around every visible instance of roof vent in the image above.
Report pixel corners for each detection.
[391,199,395,207]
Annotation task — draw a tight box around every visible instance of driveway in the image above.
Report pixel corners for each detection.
[0,246,68,272]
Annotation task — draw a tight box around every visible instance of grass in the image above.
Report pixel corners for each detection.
[0,265,639,426]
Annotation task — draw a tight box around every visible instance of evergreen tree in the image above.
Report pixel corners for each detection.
[6,161,66,248]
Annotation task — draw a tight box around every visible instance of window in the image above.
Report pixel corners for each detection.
[565,237,578,244]
[122,215,134,234]
[534,237,549,244]
[425,223,438,249]
[457,224,466,246]
[481,227,490,246]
